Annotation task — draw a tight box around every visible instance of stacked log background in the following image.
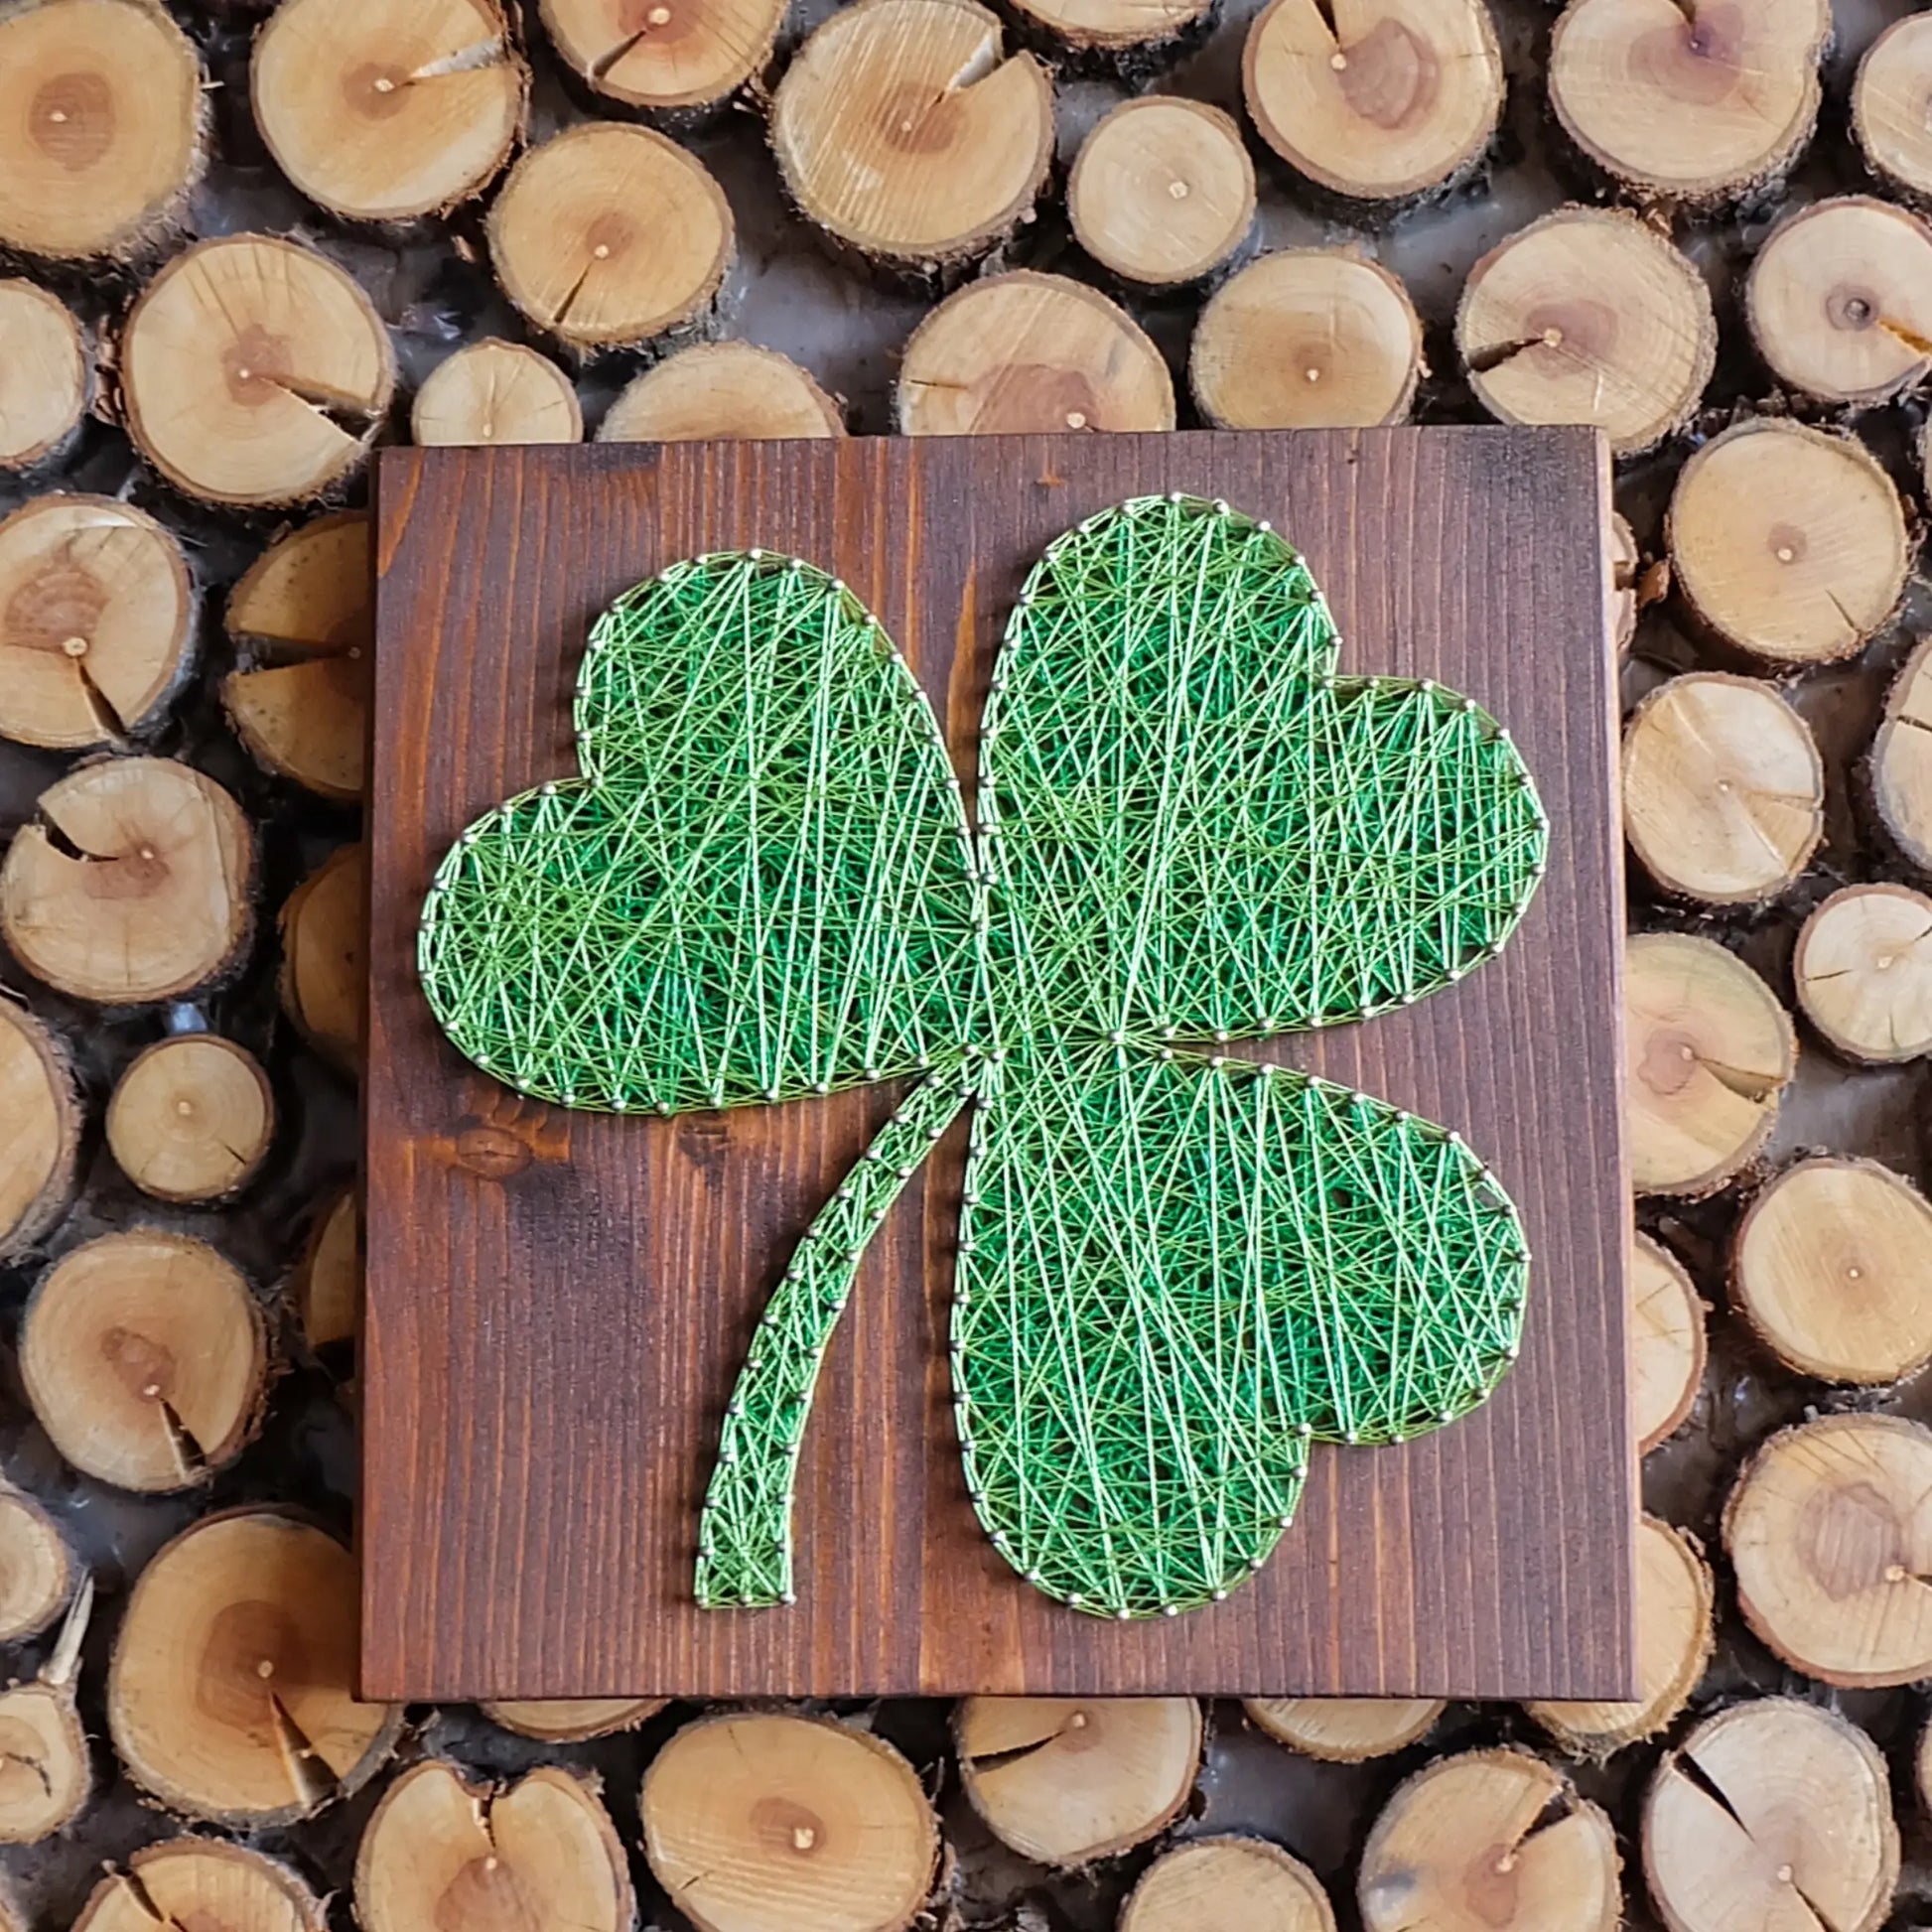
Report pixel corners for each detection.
[4,0,1932,1927]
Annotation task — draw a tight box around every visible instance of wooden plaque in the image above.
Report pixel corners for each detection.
[363,429,1632,1702]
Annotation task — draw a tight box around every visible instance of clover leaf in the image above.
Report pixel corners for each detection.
[419,494,1548,1621]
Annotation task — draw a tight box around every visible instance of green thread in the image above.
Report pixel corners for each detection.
[417,493,1549,1620]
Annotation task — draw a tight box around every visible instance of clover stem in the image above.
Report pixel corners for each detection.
[695,1066,976,1608]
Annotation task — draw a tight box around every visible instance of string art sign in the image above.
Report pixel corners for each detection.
[362,432,1631,1703]
[417,493,1547,1622]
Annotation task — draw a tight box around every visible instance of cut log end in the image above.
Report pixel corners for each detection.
[279,844,367,1074]
[0,1678,89,1844]
[0,999,80,1263]
[1527,1515,1712,1758]
[1644,1700,1897,1932]
[1624,931,1795,1199]
[1359,1750,1620,1932]
[771,0,1053,274]
[1794,884,1932,1065]
[488,122,733,352]
[599,343,845,442]
[355,1760,633,1932]
[1668,420,1909,665]
[252,0,526,223]
[107,1034,275,1203]
[1457,206,1716,459]
[1872,634,1932,875]
[108,1510,401,1826]
[539,0,787,115]
[1123,1837,1336,1932]
[72,1838,329,1932]
[1622,673,1824,906]
[897,271,1174,436]
[0,493,195,753]
[1630,1232,1705,1451]
[1243,1697,1443,1763]
[1725,1412,1932,1688]
[226,513,371,655]
[0,0,206,263]
[22,1227,268,1492]
[956,1696,1200,1866]
[1,757,254,1005]
[121,235,395,508]
[1192,248,1422,430]
[1242,0,1505,207]
[1732,1156,1932,1385]
[224,656,368,805]
[0,1480,72,1644]
[413,339,583,447]
[1550,0,1830,205]
[1068,98,1254,290]
[0,282,86,473]
[1854,14,1932,206]
[482,1696,665,1742]
[295,1188,358,1354]
[1011,0,1211,54]
[642,1712,937,1932]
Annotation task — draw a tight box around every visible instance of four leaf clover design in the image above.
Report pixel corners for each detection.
[419,493,1548,1621]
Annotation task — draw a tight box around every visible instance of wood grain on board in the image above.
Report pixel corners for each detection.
[362,429,1631,1701]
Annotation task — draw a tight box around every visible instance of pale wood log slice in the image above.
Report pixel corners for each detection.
[72,1838,329,1932]
[1608,511,1640,655]
[120,235,396,509]
[599,343,845,441]
[252,0,525,223]
[1630,1231,1705,1450]
[223,656,367,805]
[1872,634,1932,876]
[1731,1156,1932,1385]
[1667,420,1909,667]
[0,282,87,474]
[1456,206,1716,459]
[483,1697,666,1741]
[0,1479,70,1644]
[770,0,1054,276]
[1242,0,1505,207]
[278,843,365,1073]
[1746,198,1932,406]
[956,1696,1200,1866]
[225,512,370,654]
[1793,884,1932,1064]
[0,494,195,752]
[641,1711,938,1932]
[1068,98,1254,291]
[538,0,786,116]
[488,123,733,353]
[897,271,1174,435]
[0,998,80,1263]
[1242,1697,1443,1762]
[1527,1515,1713,1758]
[413,339,583,446]
[355,1760,633,1932]
[1010,0,1211,57]
[22,1227,268,1491]
[1725,1412,1932,1687]
[0,0,205,263]
[294,1187,357,1352]
[1,758,254,1005]
[1122,1837,1336,1932]
[108,1510,401,1825]
[0,1582,91,1843]
[1623,931,1795,1199]
[107,1034,275,1203]
[1622,674,1823,905]
[1549,0,1831,207]
[1192,248,1422,429]
[1856,15,1932,207]
[1920,1718,1932,1823]
[1359,1749,1620,1932]
[1644,1699,1897,1932]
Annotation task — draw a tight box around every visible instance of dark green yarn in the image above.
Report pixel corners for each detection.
[417,494,1550,1620]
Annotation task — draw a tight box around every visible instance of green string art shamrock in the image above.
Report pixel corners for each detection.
[418,493,1549,1621]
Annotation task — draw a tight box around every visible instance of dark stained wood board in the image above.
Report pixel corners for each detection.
[362,428,1632,1702]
